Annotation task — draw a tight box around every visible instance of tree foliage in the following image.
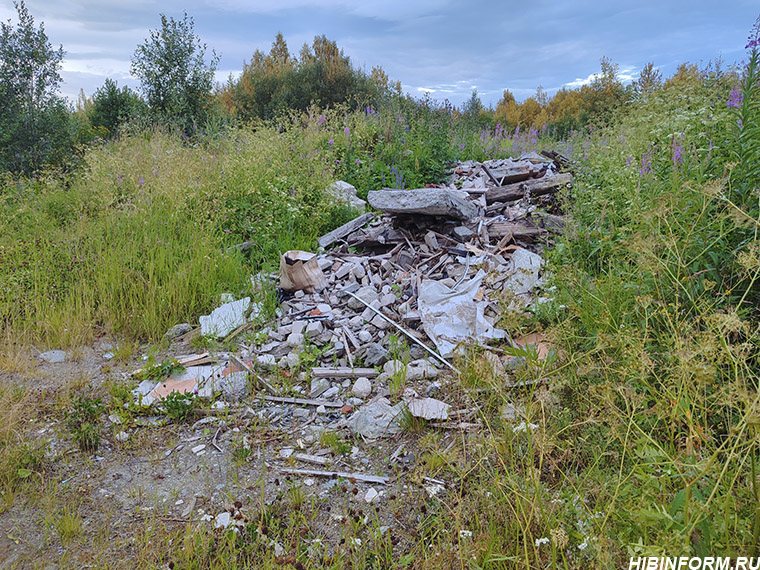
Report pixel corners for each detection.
[131,12,219,133]
[0,1,75,174]
[222,33,396,121]
[89,78,146,136]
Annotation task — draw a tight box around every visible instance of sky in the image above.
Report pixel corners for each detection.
[1,0,758,108]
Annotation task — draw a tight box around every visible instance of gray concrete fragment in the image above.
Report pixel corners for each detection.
[164,323,193,340]
[217,371,249,402]
[310,378,330,398]
[38,349,67,363]
[360,343,389,367]
[199,297,251,338]
[347,286,379,311]
[352,377,372,398]
[367,188,479,221]
[347,398,404,439]
[406,397,450,420]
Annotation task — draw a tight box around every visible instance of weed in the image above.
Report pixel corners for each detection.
[134,357,184,382]
[66,395,104,451]
[319,430,351,455]
[161,390,197,422]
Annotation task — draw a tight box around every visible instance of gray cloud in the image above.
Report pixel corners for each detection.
[4,1,757,107]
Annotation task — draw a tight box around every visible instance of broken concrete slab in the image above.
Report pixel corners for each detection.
[406,397,450,420]
[367,188,479,221]
[347,398,404,439]
[38,349,67,363]
[326,180,367,213]
[199,297,251,338]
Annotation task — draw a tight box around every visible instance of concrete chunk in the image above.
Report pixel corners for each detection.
[367,188,479,221]
[199,297,251,338]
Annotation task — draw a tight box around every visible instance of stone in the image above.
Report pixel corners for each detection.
[352,377,372,399]
[370,315,389,330]
[115,431,129,442]
[255,354,277,371]
[347,286,379,311]
[327,181,367,213]
[379,293,397,307]
[215,512,231,529]
[199,297,251,338]
[310,378,330,398]
[405,359,438,380]
[347,398,404,439]
[453,226,475,241]
[367,188,479,221]
[335,262,354,280]
[424,231,440,251]
[357,330,373,343]
[287,332,305,348]
[406,397,449,420]
[383,360,405,377]
[285,352,300,369]
[364,487,380,503]
[217,371,249,402]
[291,320,307,334]
[304,321,324,339]
[352,263,366,279]
[164,323,192,340]
[360,343,389,367]
[322,386,340,399]
[38,349,67,364]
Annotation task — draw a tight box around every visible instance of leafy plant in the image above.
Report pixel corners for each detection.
[161,390,196,422]
[134,358,185,382]
[66,395,103,451]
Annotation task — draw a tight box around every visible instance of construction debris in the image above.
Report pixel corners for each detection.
[131,154,570,437]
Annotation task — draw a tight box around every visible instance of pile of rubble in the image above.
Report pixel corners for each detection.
[132,152,572,439]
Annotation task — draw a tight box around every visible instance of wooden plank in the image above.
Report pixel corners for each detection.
[318,212,375,249]
[485,173,573,204]
[259,395,343,408]
[279,468,389,485]
[488,223,546,239]
[229,354,279,396]
[310,367,379,379]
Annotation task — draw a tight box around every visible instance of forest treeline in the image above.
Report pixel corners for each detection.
[0,2,738,177]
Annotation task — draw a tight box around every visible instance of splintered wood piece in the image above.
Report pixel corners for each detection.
[488,223,546,239]
[260,395,343,408]
[279,468,389,484]
[311,367,379,378]
[318,213,375,248]
[485,173,573,204]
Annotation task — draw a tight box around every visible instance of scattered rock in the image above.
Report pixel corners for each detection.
[347,398,404,439]
[352,377,372,399]
[38,349,67,364]
[406,397,449,420]
[164,323,193,340]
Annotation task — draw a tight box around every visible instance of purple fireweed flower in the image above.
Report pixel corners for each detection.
[640,152,652,175]
[626,156,633,168]
[344,126,350,135]
[328,138,334,146]
[355,159,361,165]
[459,143,465,150]
[671,137,684,165]
[727,88,743,108]
[366,106,374,115]
[138,176,144,186]
[746,17,760,50]
[317,115,326,125]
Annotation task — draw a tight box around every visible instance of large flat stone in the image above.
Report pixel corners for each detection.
[367,189,478,221]
[199,297,251,338]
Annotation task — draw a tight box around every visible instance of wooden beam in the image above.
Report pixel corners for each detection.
[485,173,573,204]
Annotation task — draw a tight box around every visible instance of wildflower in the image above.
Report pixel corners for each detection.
[317,115,326,125]
[745,17,760,50]
[365,106,374,115]
[625,156,632,168]
[727,88,743,108]
[639,152,652,175]
[513,421,538,433]
[578,540,588,551]
[354,159,361,165]
[138,176,144,186]
[459,530,473,539]
[328,139,334,146]
[344,126,350,135]
[535,537,549,547]
[459,143,465,151]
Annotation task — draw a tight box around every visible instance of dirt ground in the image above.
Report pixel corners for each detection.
[0,338,465,569]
